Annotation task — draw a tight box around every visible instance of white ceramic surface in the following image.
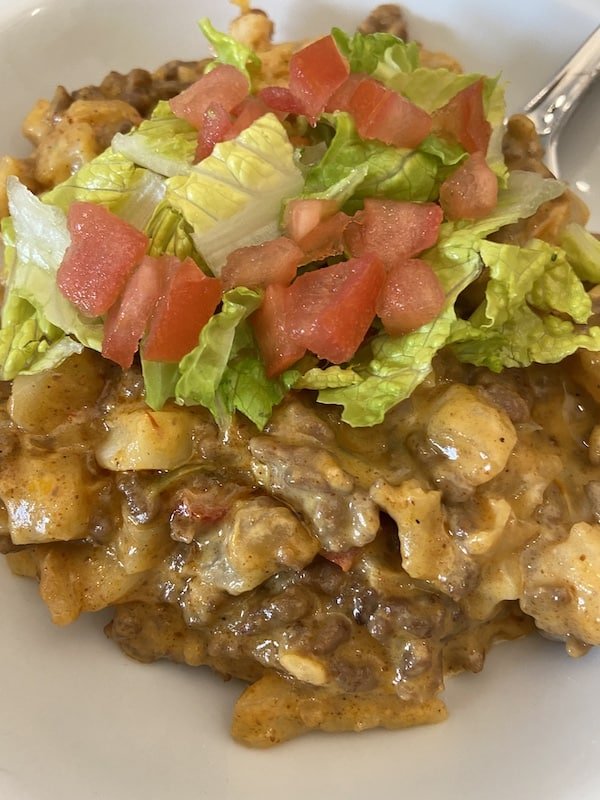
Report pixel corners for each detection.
[1,1,599,799]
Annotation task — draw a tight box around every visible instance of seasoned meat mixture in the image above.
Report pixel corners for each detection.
[1,4,599,748]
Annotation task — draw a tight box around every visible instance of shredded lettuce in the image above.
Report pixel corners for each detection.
[199,18,261,84]
[331,28,419,78]
[5,179,103,349]
[166,113,304,273]
[560,222,600,283]
[42,148,137,212]
[449,239,600,370]
[303,112,450,210]
[112,101,198,177]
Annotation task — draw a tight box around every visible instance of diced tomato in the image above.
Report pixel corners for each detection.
[344,199,443,269]
[169,64,249,129]
[296,212,351,264]
[289,254,386,363]
[221,237,303,290]
[376,258,445,335]
[325,72,366,112]
[225,95,271,140]
[432,79,491,154]
[258,86,305,116]
[439,151,498,220]
[289,35,349,123]
[143,256,223,361]
[251,284,306,377]
[284,198,339,242]
[348,77,432,148]
[195,103,232,162]
[57,202,148,317]
[102,256,164,369]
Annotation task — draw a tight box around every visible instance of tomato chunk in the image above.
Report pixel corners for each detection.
[221,237,303,290]
[432,79,491,154]
[251,284,306,377]
[348,77,432,148]
[225,95,271,139]
[376,258,445,335]
[289,35,349,123]
[284,198,339,242]
[344,199,443,268]
[439,152,498,220]
[259,86,305,116]
[325,73,366,112]
[289,254,386,363]
[57,202,148,317]
[296,212,351,264]
[169,64,249,129]
[102,256,164,369]
[143,256,223,361]
[195,103,232,162]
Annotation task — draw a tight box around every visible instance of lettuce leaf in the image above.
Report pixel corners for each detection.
[560,222,600,283]
[42,148,137,212]
[450,238,600,370]
[199,18,261,84]
[216,321,298,429]
[331,28,419,78]
[165,113,304,273]
[112,100,198,177]
[5,179,103,351]
[175,287,263,422]
[303,112,446,210]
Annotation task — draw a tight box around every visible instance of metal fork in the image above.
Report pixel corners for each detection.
[521,25,600,178]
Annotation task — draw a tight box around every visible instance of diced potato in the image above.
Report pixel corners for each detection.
[426,385,517,487]
[95,407,196,471]
[521,522,600,645]
[370,478,475,598]
[9,351,107,434]
[0,451,95,544]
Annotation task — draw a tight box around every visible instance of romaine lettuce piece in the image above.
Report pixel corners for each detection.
[199,18,261,84]
[303,112,444,209]
[560,222,600,283]
[165,113,304,273]
[112,101,198,177]
[42,148,137,212]
[331,28,419,78]
[450,238,600,370]
[175,287,264,422]
[5,178,103,351]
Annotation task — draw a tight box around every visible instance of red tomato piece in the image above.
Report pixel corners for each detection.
[221,237,303,290]
[376,258,445,336]
[195,102,232,162]
[324,73,366,112]
[289,254,386,363]
[143,256,223,361]
[102,256,164,369]
[251,284,306,377]
[296,212,351,264]
[289,35,349,124]
[432,79,491,154]
[348,77,432,149]
[224,95,272,140]
[259,86,305,116]
[169,64,249,129]
[57,202,148,317]
[284,198,339,242]
[344,199,443,269]
[439,152,498,220]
